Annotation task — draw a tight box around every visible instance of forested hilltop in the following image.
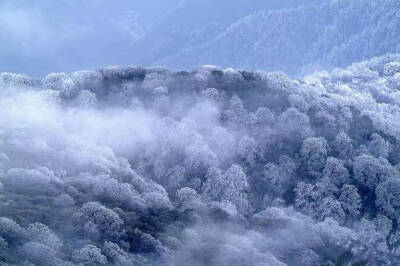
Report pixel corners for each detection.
[2,54,400,265]
[160,0,400,76]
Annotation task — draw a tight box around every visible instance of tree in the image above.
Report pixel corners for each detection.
[263,155,296,197]
[202,165,250,215]
[165,165,186,191]
[43,73,77,99]
[339,185,361,217]
[73,202,124,239]
[277,108,313,141]
[75,90,97,108]
[72,245,107,266]
[176,187,203,210]
[297,249,321,266]
[295,182,339,222]
[288,94,309,113]
[200,87,225,104]
[54,194,75,208]
[131,229,165,254]
[222,165,250,215]
[102,241,132,266]
[184,142,218,177]
[70,70,103,95]
[276,108,313,151]
[142,191,173,210]
[4,167,60,195]
[322,157,350,188]
[318,197,345,224]
[223,95,255,129]
[383,61,400,76]
[265,71,293,94]
[376,177,400,219]
[373,214,392,238]
[300,137,330,178]
[202,167,225,201]
[208,200,239,217]
[251,207,290,228]
[368,133,390,159]
[255,107,274,125]
[353,154,395,191]
[332,132,354,161]
[27,223,62,251]
[237,136,257,164]
[21,242,62,266]
[387,72,400,90]
[352,219,390,265]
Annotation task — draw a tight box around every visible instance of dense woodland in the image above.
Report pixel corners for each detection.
[1,54,400,265]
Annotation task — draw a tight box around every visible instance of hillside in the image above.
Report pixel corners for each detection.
[1,54,400,264]
[159,0,400,76]
[133,0,324,65]
[0,0,324,76]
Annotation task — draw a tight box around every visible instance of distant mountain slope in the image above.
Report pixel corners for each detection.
[0,0,326,76]
[158,0,400,76]
[133,0,325,65]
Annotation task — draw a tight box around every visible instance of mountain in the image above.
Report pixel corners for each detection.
[0,0,325,76]
[158,0,400,76]
[133,0,325,65]
[4,0,399,77]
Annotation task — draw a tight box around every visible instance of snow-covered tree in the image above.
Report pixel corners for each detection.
[376,178,400,219]
[300,137,330,178]
[322,157,350,188]
[339,185,361,218]
[72,245,107,266]
[353,155,395,191]
[73,202,124,239]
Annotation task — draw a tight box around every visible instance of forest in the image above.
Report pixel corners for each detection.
[1,54,400,265]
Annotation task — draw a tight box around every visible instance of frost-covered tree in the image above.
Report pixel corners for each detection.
[237,135,258,164]
[223,165,250,215]
[276,107,313,152]
[176,187,203,210]
[322,157,350,188]
[332,132,354,162]
[295,182,344,223]
[73,202,124,240]
[0,217,26,245]
[27,223,62,251]
[368,133,391,159]
[202,167,225,201]
[300,137,330,178]
[353,154,395,191]
[376,178,400,219]
[263,155,297,197]
[339,185,361,218]
[21,242,63,266]
[72,245,107,266]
